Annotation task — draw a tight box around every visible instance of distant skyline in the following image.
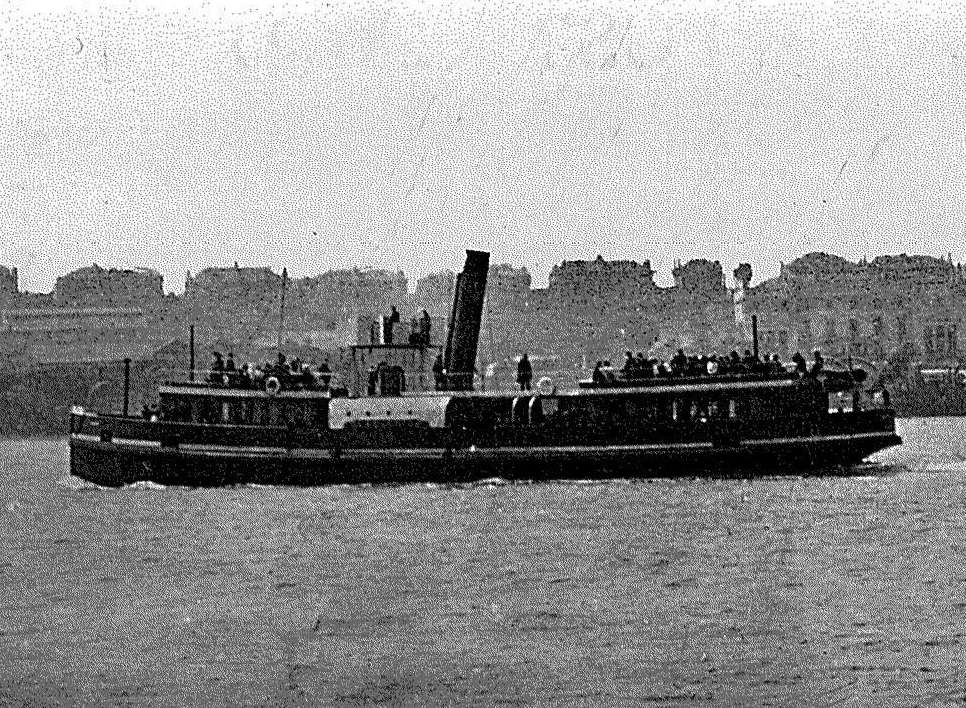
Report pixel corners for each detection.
[3,0,966,293]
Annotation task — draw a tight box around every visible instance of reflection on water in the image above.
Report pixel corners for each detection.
[0,419,963,705]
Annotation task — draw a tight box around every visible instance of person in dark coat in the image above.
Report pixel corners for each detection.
[792,352,807,374]
[517,353,533,391]
[621,351,635,378]
[209,352,225,383]
[811,350,825,376]
[382,306,401,344]
[367,365,378,396]
[670,349,688,376]
[318,359,332,388]
[592,360,605,385]
[419,310,432,344]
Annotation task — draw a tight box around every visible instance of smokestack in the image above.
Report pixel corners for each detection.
[443,250,490,391]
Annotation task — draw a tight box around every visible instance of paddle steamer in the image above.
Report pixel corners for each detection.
[69,250,900,486]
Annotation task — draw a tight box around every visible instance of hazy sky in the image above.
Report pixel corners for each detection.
[2,0,965,292]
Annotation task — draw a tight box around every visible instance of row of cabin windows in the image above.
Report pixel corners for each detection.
[161,396,328,428]
[160,393,815,430]
[501,396,779,428]
[671,398,738,422]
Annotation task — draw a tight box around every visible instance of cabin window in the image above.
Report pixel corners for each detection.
[161,395,191,422]
[624,399,667,423]
[265,400,283,426]
[194,398,219,424]
[542,398,559,418]
[284,400,327,429]
[226,400,250,425]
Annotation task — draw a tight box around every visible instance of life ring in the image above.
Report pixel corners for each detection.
[536,376,554,396]
[265,376,281,396]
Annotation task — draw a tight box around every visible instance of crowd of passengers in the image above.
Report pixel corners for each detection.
[592,349,825,384]
[206,351,343,393]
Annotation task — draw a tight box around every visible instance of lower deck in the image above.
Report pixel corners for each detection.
[68,405,900,486]
[70,428,900,486]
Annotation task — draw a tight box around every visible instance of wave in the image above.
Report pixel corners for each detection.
[125,480,168,490]
[56,474,106,492]
[472,476,512,487]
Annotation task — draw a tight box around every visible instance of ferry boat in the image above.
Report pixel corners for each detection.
[68,250,901,487]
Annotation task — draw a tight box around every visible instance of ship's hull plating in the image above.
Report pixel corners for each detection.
[69,431,901,487]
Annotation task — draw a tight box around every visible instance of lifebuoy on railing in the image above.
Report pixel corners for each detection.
[265,376,281,396]
[536,376,554,396]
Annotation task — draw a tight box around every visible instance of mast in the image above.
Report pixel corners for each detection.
[277,267,288,351]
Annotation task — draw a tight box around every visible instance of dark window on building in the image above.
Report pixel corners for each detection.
[823,320,836,345]
[895,317,907,342]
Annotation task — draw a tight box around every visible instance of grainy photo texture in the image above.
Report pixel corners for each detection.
[0,0,963,705]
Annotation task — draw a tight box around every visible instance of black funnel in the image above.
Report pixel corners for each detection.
[442,250,490,391]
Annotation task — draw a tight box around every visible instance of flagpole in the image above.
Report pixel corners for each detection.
[277,267,288,351]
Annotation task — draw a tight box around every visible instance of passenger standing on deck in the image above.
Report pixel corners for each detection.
[602,360,616,383]
[209,352,225,384]
[706,355,719,375]
[517,353,533,391]
[273,353,288,378]
[792,352,807,375]
[382,306,401,344]
[225,353,236,372]
[729,350,741,371]
[419,309,432,345]
[671,349,688,376]
[811,350,825,376]
[622,351,635,377]
[592,360,605,385]
[318,359,332,389]
[367,364,378,395]
[769,353,784,373]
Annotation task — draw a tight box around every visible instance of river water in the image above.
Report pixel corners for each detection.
[0,418,964,706]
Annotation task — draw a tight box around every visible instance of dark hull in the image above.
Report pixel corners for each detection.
[69,432,901,487]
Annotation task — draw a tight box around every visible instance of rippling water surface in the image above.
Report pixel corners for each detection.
[1,418,965,705]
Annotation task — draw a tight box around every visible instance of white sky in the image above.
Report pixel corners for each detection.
[1,0,965,292]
